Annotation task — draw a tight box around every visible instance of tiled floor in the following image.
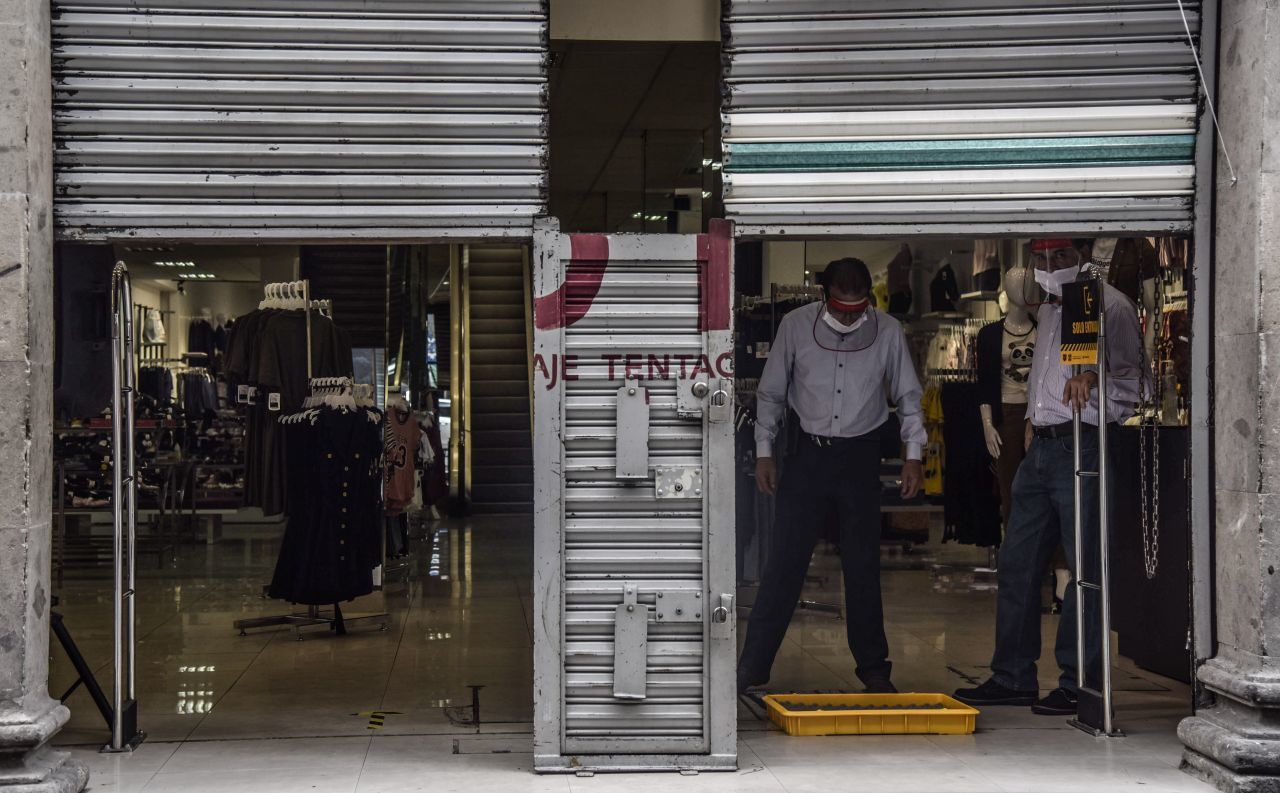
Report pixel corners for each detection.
[50,517,1211,792]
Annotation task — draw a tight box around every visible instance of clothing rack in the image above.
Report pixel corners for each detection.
[233,284,387,639]
[770,284,822,300]
[769,284,822,328]
[920,317,985,382]
[927,366,978,383]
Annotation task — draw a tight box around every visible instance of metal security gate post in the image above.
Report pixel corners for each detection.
[532,220,736,773]
[1071,274,1120,738]
[532,218,567,772]
[105,262,145,753]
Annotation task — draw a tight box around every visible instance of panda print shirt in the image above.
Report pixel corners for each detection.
[1000,323,1036,404]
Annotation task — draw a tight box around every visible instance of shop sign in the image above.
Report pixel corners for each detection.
[1060,280,1100,365]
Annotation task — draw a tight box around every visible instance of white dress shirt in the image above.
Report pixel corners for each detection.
[755,303,927,460]
[1026,277,1144,427]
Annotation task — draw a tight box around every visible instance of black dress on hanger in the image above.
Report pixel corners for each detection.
[268,406,382,605]
[930,264,961,312]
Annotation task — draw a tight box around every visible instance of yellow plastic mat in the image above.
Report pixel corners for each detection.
[763,693,979,736]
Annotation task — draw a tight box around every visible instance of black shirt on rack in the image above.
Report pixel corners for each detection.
[940,381,1003,547]
[223,307,354,516]
[189,319,218,373]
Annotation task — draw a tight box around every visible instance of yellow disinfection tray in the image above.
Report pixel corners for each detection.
[762,693,980,737]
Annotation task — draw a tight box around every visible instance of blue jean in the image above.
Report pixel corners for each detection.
[990,431,1110,693]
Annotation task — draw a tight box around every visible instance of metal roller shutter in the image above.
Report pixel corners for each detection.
[51,0,548,241]
[532,221,736,772]
[722,1,1203,235]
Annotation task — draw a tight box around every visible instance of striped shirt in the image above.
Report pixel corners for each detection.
[1027,278,1144,427]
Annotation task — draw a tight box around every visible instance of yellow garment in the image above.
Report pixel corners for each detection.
[872,280,890,311]
[921,385,944,423]
[921,385,945,496]
[924,425,945,496]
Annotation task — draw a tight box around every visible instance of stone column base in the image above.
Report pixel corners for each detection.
[1183,747,1280,793]
[0,700,87,792]
[1180,654,1280,793]
[0,748,88,793]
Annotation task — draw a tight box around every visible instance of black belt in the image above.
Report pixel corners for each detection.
[806,430,879,448]
[1031,422,1075,439]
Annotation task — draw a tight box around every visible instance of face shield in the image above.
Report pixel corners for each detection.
[826,294,869,317]
[1029,239,1083,297]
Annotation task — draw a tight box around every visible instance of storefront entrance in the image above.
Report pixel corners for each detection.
[49,239,541,750]
[24,0,1225,789]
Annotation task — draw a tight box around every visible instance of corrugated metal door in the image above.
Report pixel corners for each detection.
[532,220,736,772]
[722,1,1202,235]
[51,0,547,241]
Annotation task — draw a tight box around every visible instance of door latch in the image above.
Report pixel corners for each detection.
[707,378,732,424]
[613,584,648,699]
[710,593,734,639]
[615,384,649,480]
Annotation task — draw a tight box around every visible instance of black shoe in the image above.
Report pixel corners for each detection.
[863,676,898,694]
[953,679,1038,706]
[1031,687,1078,715]
[737,668,766,697]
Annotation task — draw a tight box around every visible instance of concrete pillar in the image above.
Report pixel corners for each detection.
[0,0,88,790]
[1179,1,1280,791]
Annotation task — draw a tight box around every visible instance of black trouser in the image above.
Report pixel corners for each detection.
[738,432,891,685]
[384,513,408,557]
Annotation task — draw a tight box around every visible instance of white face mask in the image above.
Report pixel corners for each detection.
[822,309,868,334]
[1033,264,1081,297]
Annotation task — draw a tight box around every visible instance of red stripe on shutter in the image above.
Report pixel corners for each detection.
[699,220,732,331]
[534,234,609,330]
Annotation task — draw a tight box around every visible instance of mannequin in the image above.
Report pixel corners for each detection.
[1096,236,1160,364]
[1090,237,1118,283]
[383,386,418,558]
[976,266,1037,529]
[972,239,1002,292]
[386,387,409,412]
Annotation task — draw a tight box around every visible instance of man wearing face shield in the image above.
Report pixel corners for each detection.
[955,239,1143,716]
[740,257,927,695]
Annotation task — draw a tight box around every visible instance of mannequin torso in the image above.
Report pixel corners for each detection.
[1000,317,1035,405]
[979,266,1038,457]
[977,265,1039,525]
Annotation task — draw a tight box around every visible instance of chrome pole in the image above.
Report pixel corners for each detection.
[1096,280,1114,734]
[303,279,312,382]
[1072,372,1085,693]
[109,262,138,752]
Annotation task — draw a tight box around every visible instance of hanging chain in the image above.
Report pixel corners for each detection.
[1150,266,1164,578]
[1138,258,1165,580]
